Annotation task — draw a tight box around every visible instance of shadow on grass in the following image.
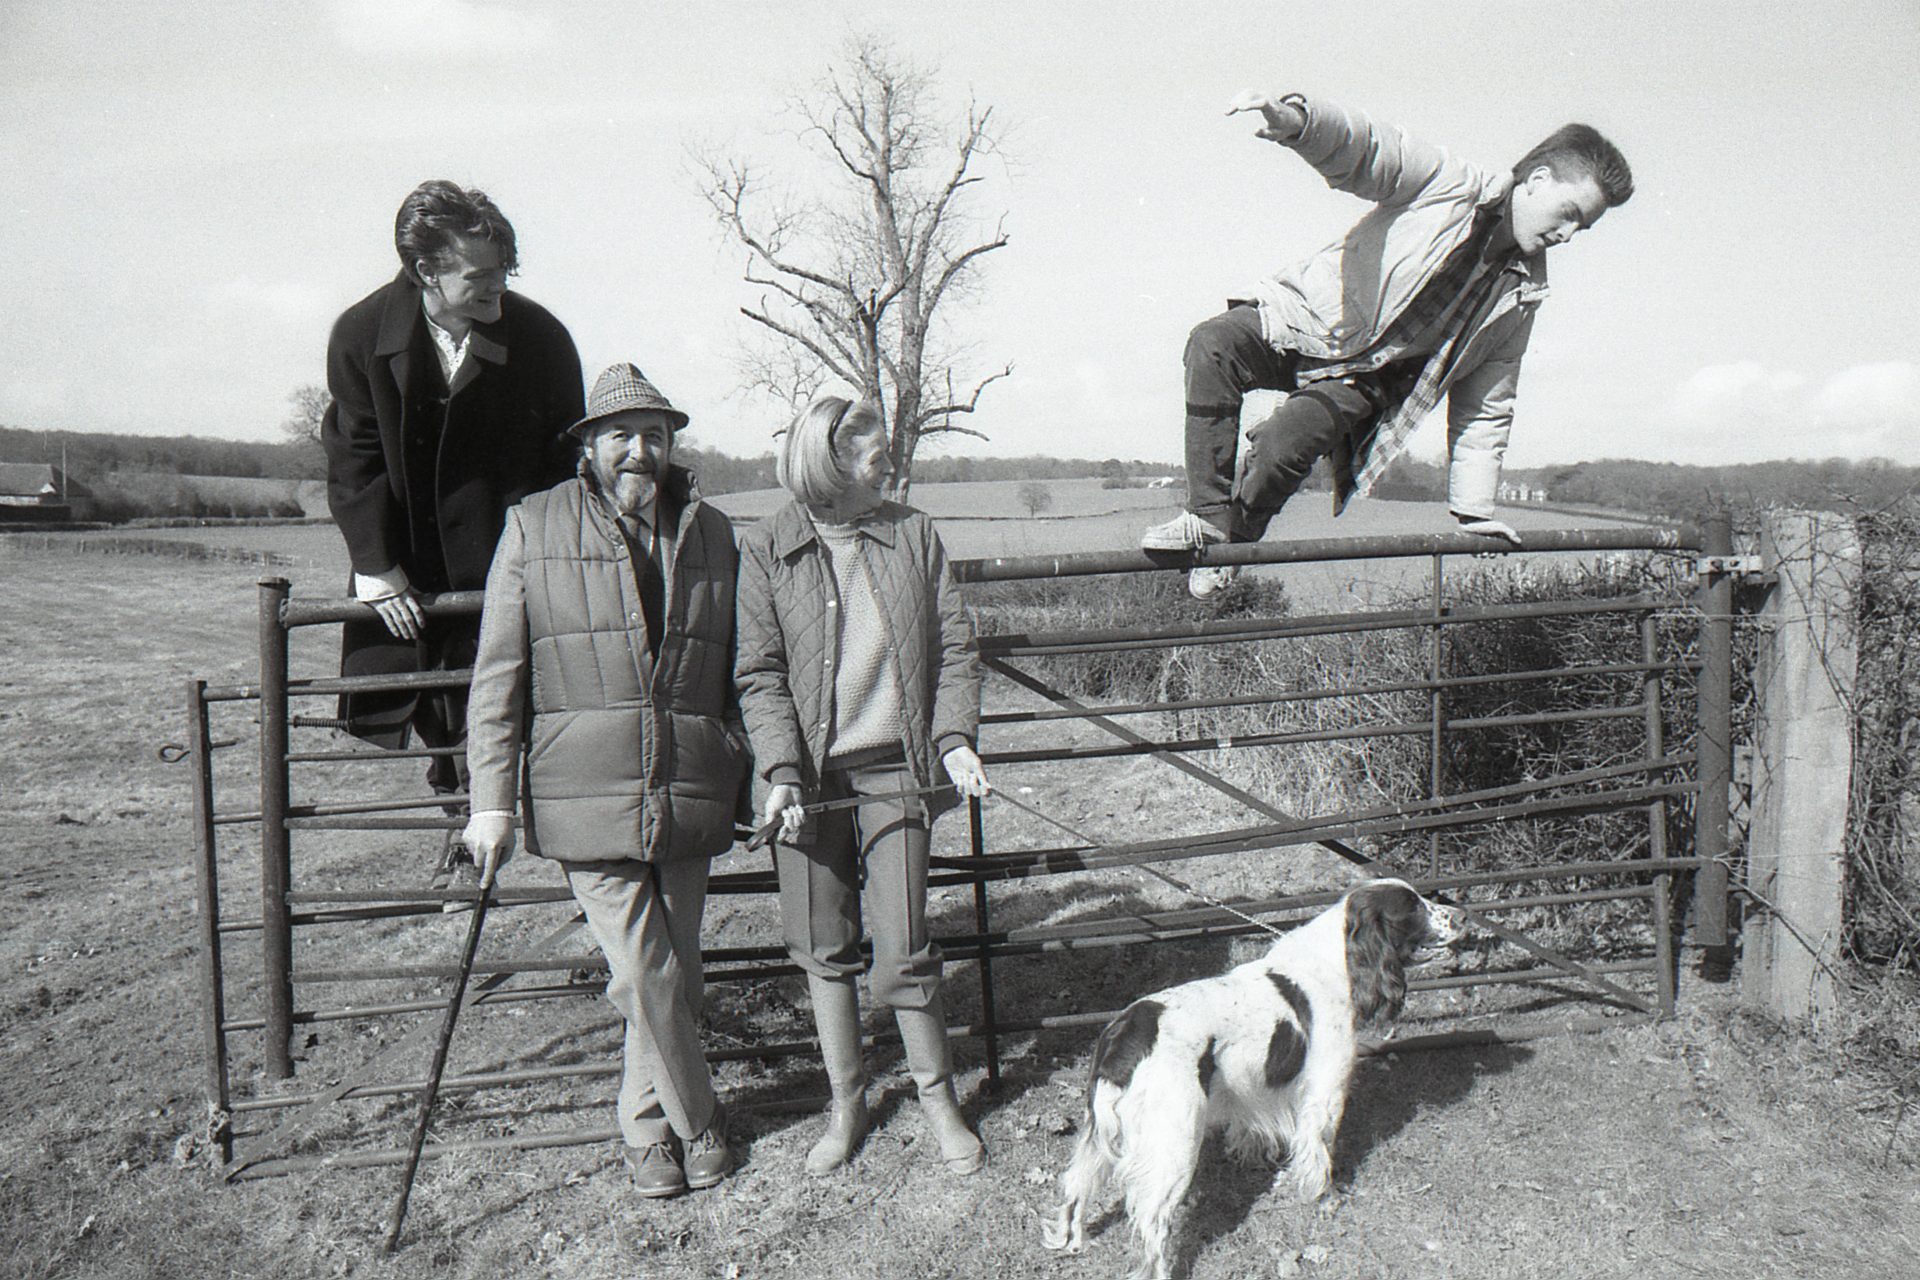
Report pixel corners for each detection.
[1167,1041,1535,1276]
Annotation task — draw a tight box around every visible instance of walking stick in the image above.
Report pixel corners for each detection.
[380,860,493,1254]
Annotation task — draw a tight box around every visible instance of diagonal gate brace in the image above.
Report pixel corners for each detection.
[985,656,1656,1016]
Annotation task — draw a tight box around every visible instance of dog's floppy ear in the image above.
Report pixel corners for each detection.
[1345,882,1418,1024]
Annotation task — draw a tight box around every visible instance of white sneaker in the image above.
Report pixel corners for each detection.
[1140,511,1228,552]
[1188,565,1240,600]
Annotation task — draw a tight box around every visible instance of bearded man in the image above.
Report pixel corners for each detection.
[462,364,747,1197]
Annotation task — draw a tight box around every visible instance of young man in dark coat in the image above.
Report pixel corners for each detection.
[321,180,584,887]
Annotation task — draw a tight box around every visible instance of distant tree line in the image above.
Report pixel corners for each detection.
[22,419,1905,523]
[1509,458,1920,521]
[0,424,323,482]
[681,450,1176,496]
[1,420,1172,503]
[677,446,778,496]
[910,455,1173,484]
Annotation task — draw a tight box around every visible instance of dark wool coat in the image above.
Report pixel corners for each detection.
[734,499,980,837]
[464,470,749,863]
[322,272,584,745]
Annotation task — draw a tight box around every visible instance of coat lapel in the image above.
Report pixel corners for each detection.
[449,325,507,399]
[374,272,421,405]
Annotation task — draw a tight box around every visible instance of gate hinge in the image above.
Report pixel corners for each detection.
[1696,554,1774,585]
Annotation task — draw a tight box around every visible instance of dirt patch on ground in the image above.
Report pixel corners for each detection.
[3,543,1916,1280]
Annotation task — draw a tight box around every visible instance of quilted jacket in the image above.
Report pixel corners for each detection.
[464,468,748,863]
[735,499,980,834]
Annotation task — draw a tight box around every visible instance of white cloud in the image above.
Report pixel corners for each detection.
[1814,361,1920,435]
[328,0,553,58]
[1669,360,1807,428]
[1658,359,1920,463]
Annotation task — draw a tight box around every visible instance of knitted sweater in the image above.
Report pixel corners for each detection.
[814,519,906,761]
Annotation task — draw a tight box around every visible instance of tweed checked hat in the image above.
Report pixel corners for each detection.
[569,363,690,437]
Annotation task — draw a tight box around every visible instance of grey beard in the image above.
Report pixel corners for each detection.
[599,468,657,516]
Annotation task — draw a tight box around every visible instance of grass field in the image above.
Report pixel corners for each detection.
[42,484,1641,613]
[3,498,1917,1280]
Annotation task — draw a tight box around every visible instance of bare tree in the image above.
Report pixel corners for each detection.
[696,37,1010,500]
[281,384,332,446]
[1017,480,1053,518]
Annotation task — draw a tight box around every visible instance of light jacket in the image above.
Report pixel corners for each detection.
[734,499,980,838]
[1247,97,1551,519]
[465,469,748,863]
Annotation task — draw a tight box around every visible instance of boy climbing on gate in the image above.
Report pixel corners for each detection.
[1141,90,1632,598]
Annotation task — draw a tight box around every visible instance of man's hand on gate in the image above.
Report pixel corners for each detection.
[353,567,427,641]
[1226,91,1305,143]
[462,812,515,887]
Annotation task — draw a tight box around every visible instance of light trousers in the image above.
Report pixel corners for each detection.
[563,856,717,1146]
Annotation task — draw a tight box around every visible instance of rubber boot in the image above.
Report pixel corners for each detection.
[804,975,869,1176]
[894,996,986,1176]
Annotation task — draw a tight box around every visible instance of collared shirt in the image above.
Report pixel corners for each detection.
[423,309,471,383]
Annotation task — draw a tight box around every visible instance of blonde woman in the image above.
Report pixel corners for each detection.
[735,394,990,1177]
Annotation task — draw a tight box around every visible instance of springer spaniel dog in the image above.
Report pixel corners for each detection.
[1041,878,1468,1280]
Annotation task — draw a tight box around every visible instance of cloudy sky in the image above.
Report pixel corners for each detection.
[3,0,1915,469]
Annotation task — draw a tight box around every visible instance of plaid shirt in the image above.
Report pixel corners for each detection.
[1294,206,1527,511]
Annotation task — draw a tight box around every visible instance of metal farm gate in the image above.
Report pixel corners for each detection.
[182,517,1737,1178]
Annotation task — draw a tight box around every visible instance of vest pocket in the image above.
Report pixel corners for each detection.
[667,711,749,801]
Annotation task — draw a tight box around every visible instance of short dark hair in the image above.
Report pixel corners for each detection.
[393,181,519,285]
[1513,125,1634,207]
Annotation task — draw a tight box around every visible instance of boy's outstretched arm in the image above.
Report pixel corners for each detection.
[1225,90,1306,143]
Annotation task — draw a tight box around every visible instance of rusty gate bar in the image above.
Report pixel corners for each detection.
[981,653,1665,1014]
[1694,510,1735,962]
[257,577,295,1079]
[950,524,1700,583]
[981,658,1697,724]
[186,677,233,1162]
[280,590,486,629]
[220,861,1704,1120]
[1428,553,1445,878]
[1643,614,1678,1013]
[966,794,1003,1087]
[983,593,1672,656]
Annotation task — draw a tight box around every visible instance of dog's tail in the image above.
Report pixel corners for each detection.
[1042,1004,1154,1253]
[1087,1074,1126,1162]
[1082,999,1163,1157]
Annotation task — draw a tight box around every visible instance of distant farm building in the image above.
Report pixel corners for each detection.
[1498,482,1550,503]
[0,463,92,522]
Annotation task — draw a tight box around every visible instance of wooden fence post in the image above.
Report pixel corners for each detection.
[1742,510,1858,1024]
